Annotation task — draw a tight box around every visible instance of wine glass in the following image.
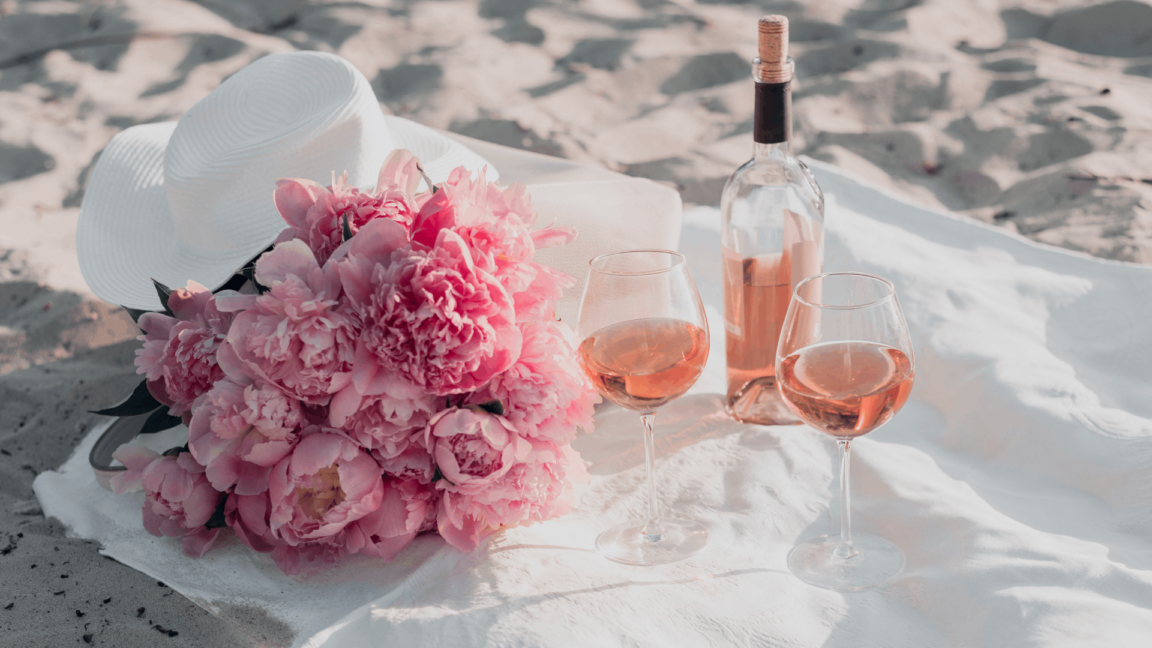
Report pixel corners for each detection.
[775,272,914,590]
[576,250,711,565]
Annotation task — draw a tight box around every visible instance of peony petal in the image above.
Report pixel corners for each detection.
[137,312,177,342]
[234,462,274,496]
[236,493,270,537]
[141,502,165,537]
[204,442,243,491]
[362,530,417,562]
[267,457,291,515]
[167,281,213,321]
[244,438,293,468]
[529,226,577,250]
[348,218,408,262]
[334,453,383,500]
[175,451,204,474]
[351,341,382,396]
[112,446,161,473]
[289,433,347,476]
[158,463,194,503]
[343,521,368,556]
[379,481,425,537]
[145,377,173,408]
[182,481,222,529]
[376,148,423,197]
[437,499,484,552]
[182,528,221,558]
[271,545,302,575]
[186,408,214,468]
[212,291,260,315]
[328,384,363,428]
[274,178,325,230]
[255,240,319,287]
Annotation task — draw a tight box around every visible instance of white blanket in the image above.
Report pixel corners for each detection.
[35,158,1152,647]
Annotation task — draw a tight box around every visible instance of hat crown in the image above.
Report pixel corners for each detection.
[163,52,392,251]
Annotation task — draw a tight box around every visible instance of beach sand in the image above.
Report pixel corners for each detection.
[0,0,1149,645]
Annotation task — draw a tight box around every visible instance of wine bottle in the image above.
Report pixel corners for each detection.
[721,15,824,425]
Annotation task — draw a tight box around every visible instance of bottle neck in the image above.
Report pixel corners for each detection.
[753,140,790,160]
[753,80,791,152]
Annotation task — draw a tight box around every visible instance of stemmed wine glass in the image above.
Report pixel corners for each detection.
[576,250,711,565]
[775,272,915,590]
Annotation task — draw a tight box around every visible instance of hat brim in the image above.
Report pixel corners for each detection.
[77,116,498,311]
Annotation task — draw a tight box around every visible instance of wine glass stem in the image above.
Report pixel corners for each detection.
[834,439,858,560]
[640,412,665,542]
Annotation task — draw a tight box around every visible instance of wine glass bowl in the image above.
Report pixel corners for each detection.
[775,272,914,590]
[576,250,711,565]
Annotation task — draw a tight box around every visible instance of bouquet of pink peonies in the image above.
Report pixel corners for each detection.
[98,151,598,575]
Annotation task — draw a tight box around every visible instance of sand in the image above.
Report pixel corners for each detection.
[0,0,1149,645]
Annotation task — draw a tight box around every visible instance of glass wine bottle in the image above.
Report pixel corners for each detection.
[721,15,824,425]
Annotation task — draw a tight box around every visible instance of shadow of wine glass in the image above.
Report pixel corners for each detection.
[574,393,744,476]
[460,566,790,616]
[485,543,598,556]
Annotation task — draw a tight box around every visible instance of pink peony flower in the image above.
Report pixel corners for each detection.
[273,150,426,265]
[218,240,356,406]
[471,320,596,444]
[374,444,436,483]
[331,390,435,459]
[135,281,235,417]
[111,447,224,558]
[436,440,589,552]
[336,218,522,396]
[113,155,595,568]
[351,477,438,561]
[409,167,577,323]
[225,491,281,554]
[228,487,349,576]
[426,407,528,493]
[504,261,576,323]
[187,351,305,495]
[267,430,384,550]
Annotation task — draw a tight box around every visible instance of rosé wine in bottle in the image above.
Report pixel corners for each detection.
[777,341,914,438]
[721,15,824,425]
[578,317,709,412]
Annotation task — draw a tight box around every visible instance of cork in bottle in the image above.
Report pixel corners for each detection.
[754,15,793,84]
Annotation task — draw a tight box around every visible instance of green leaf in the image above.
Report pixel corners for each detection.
[161,444,189,458]
[432,466,453,486]
[204,497,229,529]
[121,306,151,324]
[342,211,354,242]
[138,407,183,435]
[214,273,248,293]
[90,380,162,417]
[416,161,437,194]
[242,266,268,295]
[476,400,505,416]
[151,279,174,316]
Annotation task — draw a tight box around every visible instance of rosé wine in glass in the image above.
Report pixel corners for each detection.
[777,341,914,438]
[579,317,709,412]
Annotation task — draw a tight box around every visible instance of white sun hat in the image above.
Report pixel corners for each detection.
[77,51,496,311]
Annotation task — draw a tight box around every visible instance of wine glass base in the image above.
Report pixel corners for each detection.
[787,533,904,591]
[596,518,709,566]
